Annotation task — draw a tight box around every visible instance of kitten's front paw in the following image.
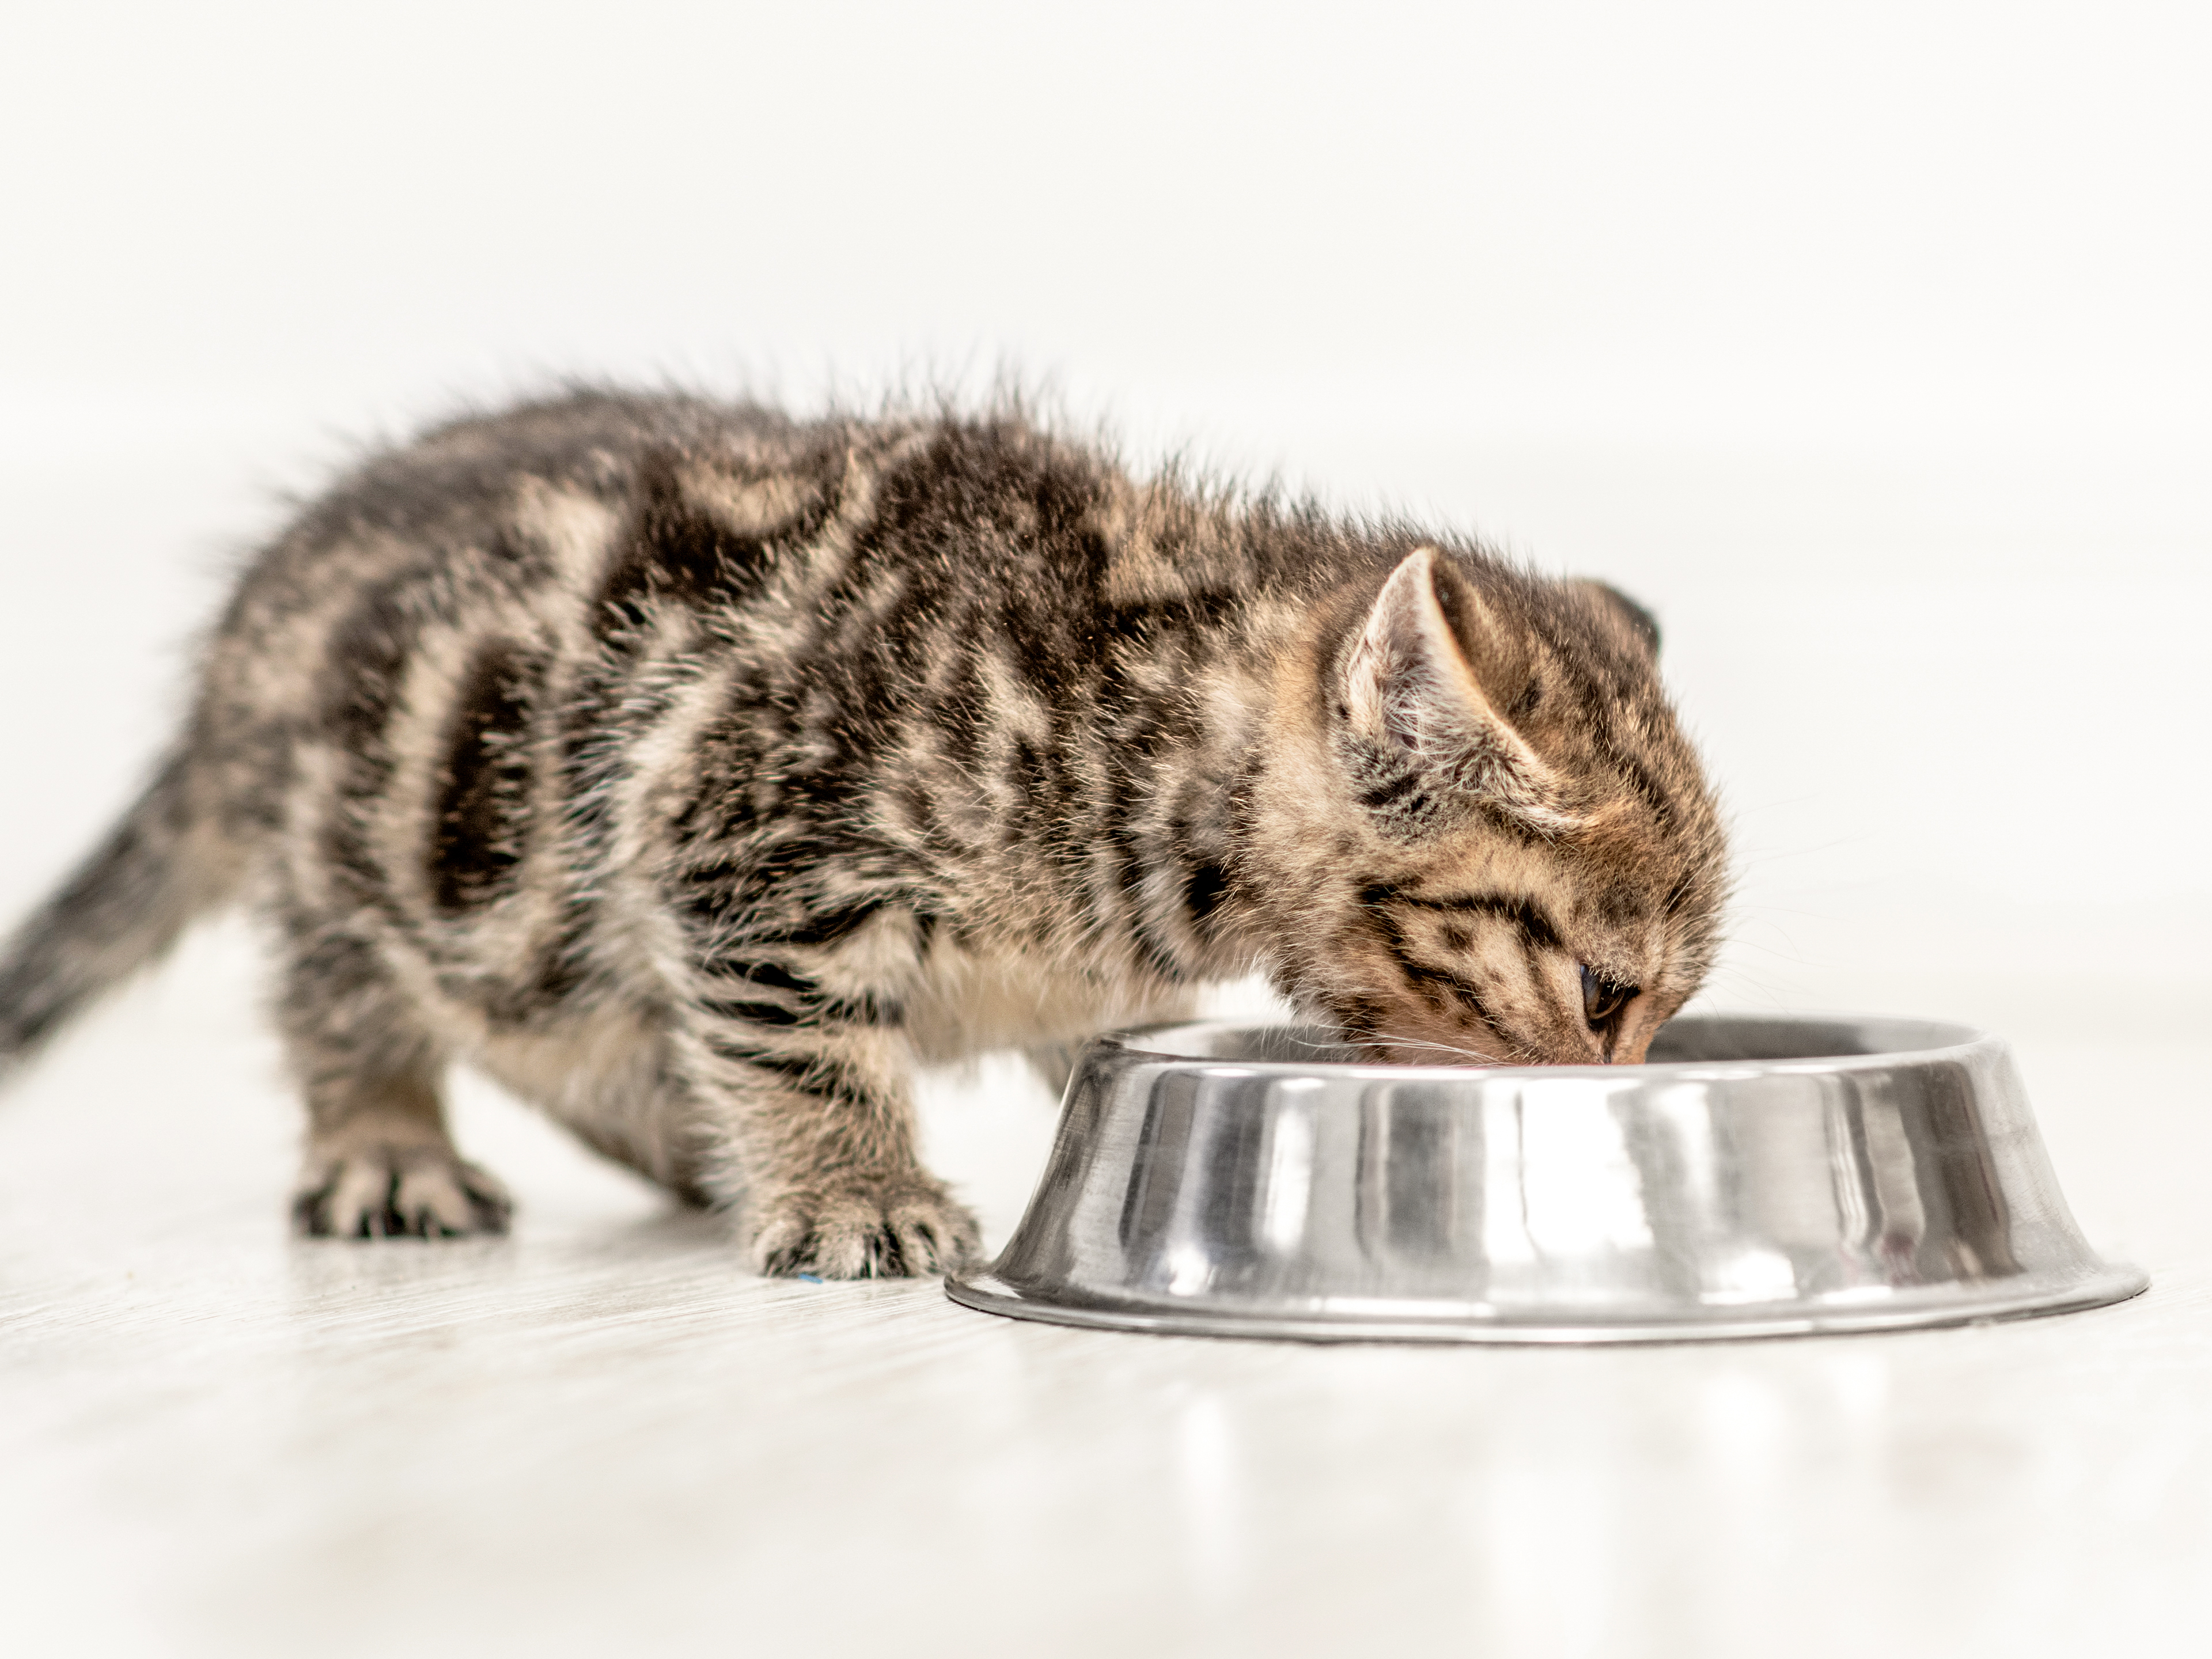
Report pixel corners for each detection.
[750,1178,980,1279]
[293,1144,513,1238]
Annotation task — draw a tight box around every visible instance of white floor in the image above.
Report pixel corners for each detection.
[2,918,2207,1659]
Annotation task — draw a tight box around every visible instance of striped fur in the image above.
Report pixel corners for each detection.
[0,390,1728,1276]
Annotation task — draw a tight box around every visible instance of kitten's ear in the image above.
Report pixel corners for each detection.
[1571,579,1661,658]
[1341,548,1571,831]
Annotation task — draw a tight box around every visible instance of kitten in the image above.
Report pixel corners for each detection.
[0,391,1728,1277]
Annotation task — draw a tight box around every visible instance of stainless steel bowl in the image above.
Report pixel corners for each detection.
[946,1015,2146,1343]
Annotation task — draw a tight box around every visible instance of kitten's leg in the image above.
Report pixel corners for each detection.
[512,1027,717,1207]
[684,1019,978,1278]
[281,927,511,1238]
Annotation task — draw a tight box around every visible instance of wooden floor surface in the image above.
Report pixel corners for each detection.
[2,922,2207,1658]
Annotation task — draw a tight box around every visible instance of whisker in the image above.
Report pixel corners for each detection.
[1359,1029,1512,1065]
[1261,1025,1501,1065]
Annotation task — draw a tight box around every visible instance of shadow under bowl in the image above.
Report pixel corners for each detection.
[945,1014,2147,1344]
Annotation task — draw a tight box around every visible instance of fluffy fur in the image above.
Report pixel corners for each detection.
[0,390,1728,1275]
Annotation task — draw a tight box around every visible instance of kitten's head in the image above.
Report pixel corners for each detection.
[1245,545,1728,1065]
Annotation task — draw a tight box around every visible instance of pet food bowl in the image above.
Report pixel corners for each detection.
[945,1014,2146,1343]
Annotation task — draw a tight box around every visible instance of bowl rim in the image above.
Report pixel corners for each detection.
[1101,1011,2001,1083]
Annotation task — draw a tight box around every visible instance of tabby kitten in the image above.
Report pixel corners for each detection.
[0,391,1727,1277]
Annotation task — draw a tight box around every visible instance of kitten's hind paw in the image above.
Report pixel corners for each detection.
[750,1179,980,1279]
[293,1144,514,1239]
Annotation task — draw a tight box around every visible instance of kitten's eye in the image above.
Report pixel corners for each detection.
[1580,965,1635,1027]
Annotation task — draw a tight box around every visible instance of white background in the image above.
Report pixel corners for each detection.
[3,1,2207,1024]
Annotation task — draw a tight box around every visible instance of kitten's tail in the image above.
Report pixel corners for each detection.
[0,744,244,1081]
